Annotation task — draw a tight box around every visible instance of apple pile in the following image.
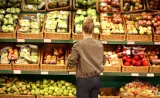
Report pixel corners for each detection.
[117,45,149,67]
[43,48,65,65]
[152,15,160,35]
[147,49,160,66]
[100,13,125,34]
[120,81,158,97]
[99,0,120,13]
[104,51,121,66]
[148,0,160,10]
[123,0,144,11]
[74,9,100,34]
[125,20,138,34]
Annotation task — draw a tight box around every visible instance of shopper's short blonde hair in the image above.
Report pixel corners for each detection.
[82,16,94,34]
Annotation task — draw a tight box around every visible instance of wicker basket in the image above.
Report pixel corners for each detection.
[21,0,46,12]
[153,26,160,42]
[99,88,120,98]
[72,13,99,40]
[44,12,71,40]
[37,96,75,98]
[47,0,72,11]
[12,48,40,71]
[122,65,149,72]
[41,44,68,71]
[17,14,44,39]
[150,66,160,73]
[0,95,12,98]
[104,60,122,72]
[126,14,153,41]
[0,25,17,39]
[0,95,35,98]
[146,0,160,12]
[121,0,146,13]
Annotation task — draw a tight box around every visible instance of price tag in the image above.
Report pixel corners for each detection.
[13,70,21,74]
[17,39,25,42]
[44,39,51,43]
[154,42,160,45]
[100,73,103,76]
[147,73,154,77]
[127,41,135,45]
[131,73,139,76]
[69,72,76,75]
[101,41,107,44]
[41,71,48,75]
[126,50,131,55]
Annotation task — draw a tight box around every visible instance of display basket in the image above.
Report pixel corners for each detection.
[121,0,146,13]
[72,13,99,40]
[40,44,68,71]
[99,88,120,98]
[17,14,44,39]
[44,12,71,40]
[126,14,152,41]
[21,0,46,12]
[146,0,160,12]
[0,95,35,98]
[37,96,76,98]
[47,0,72,11]
[0,25,17,39]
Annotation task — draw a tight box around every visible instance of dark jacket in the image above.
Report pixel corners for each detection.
[68,38,106,78]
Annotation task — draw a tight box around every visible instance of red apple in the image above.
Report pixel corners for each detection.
[131,59,136,65]
[122,56,127,61]
[116,49,121,53]
[124,62,130,66]
[142,61,148,66]
[139,54,144,59]
[126,58,131,63]
[118,53,123,58]
[142,58,147,62]
[152,51,156,55]
[135,61,141,66]
[134,55,140,61]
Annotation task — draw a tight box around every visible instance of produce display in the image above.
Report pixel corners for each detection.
[104,51,121,66]
[100,88,119,96]
[45,11,69,33]
[15,44,39,64]
[100,13,124,34]
[0,76,76,96]
[23,0,46,11]
[74,9,100,34]
[120,81,158,97]
[122,0,144,12]
[99,0,120,12]
[19,14,44,33]
[0,14,18,33]
[48,0,69,9]
[0,47,18,64]
[147,48,160,66]
[43,48,65,65]
[152,15,160,35]
[117,45,149,66]
[148,0,160,10]
[0,0,21,14]
[75,0,96,9]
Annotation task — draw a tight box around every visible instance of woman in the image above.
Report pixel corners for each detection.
[68,16,106,98]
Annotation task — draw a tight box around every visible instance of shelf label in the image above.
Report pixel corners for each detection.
[147,73,154,77]
[41,71,48,75]
[127,41,135,45]
[131,73,139,76]
[44,39,51,43]
[154,42,160,45]
[69,72,76,75]
[13,70,21,74]
[100,73,103,76]
[17,39,25,42]
[101,41,107,44]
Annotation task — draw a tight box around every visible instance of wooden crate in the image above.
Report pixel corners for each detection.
[21,0,46,12]
[0,95,35,98]
[99,88,120,98]
[40,44,68,71]
[122,65,149,72]
[121,0,146,13]
[72,13,99,40]
[47,0,72,11]
[0,25,17,39]
[37,96,76,98]
[100,34,126,41]
[44,12,71,40]
[146,0,160,12]
[17,14,44,39]
[150,66,160,73]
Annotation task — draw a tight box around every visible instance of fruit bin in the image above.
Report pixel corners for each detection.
[99,88,120,98]
[40,44,68,71]
[44,11,71,40]
[72,12,99,40]
[121,0,146,13]
[21,0,47,12]
[46,0,72,11]
[37,96,76,98]
[12,44,41,71]
[146,0,160,12]
[67,47,76,72]
[126,13,153,42]
[100,13,126,41]
[17,14,44,39]
[103,45,122,72]
[152,14,160,42]
[0,95,35,98]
